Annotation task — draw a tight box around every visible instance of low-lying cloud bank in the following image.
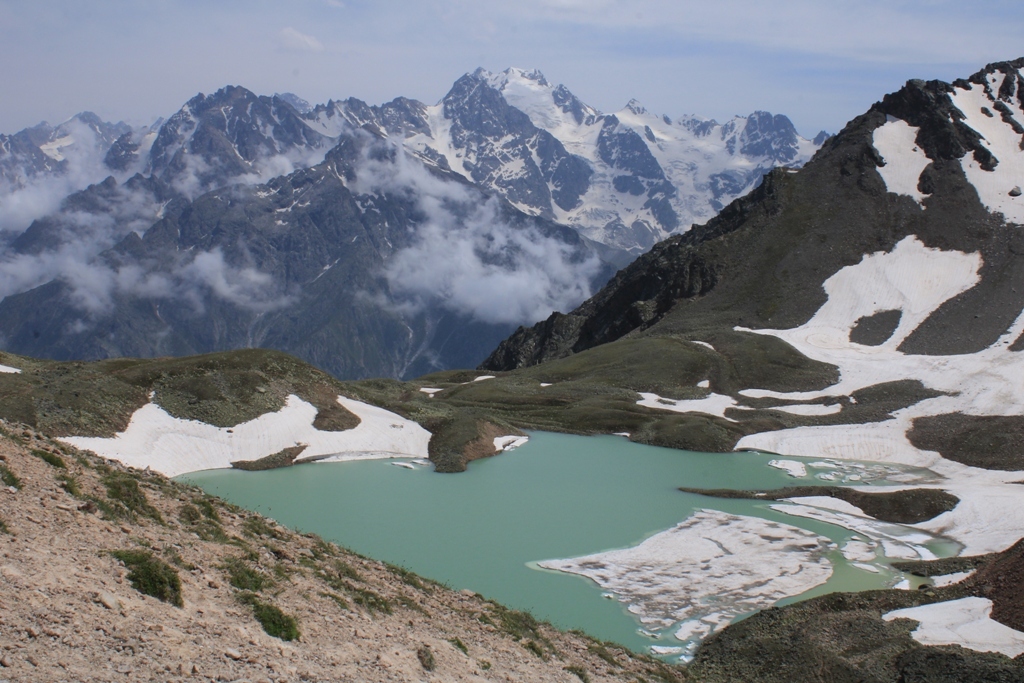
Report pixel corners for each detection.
[353,144,602,326]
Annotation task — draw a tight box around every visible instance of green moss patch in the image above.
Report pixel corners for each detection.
[237,592,300,641]
[31,448,66,468]
[0,463,21,489]
[110,549,183,607]
[103,473,164,523]
[222,557,270,592]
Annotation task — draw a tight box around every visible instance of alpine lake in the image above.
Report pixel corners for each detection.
[179,431,957,658]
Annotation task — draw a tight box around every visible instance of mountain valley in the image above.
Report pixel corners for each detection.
[4,56,1024,682]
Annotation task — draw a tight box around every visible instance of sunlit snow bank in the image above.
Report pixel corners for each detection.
[60,395,431,478]
[637,392,745,422]
[0,364,21,373]
[873,117,931,206]
[883,597,1024,657]
[729,234,1024,553]
[950,72,1024,225]
[537,509,833,656]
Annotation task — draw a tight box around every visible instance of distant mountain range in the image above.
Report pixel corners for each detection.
[0,69,822,379]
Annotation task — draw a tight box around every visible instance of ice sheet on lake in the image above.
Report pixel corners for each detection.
[536,509,833,651]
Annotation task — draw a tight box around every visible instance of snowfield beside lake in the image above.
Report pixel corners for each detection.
[60,395,431,478]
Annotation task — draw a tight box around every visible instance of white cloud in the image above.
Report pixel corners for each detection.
[350,137,601,326]
[279,26,325,53]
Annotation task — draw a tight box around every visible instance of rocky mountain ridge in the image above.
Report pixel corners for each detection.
[325,67,823,254]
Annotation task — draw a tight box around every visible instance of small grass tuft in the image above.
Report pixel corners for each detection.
[386,562,430,592]
[524,640,546,659]
[0,463,21,489]
[32,448,66,469]
[110,549,183,607]
[0,517,10,535]
[178,503,229,542]
[397,595,428,615]
[243,516,284,540]
[321,591,349,610]
[565,665,591,682]
[417,644,436,671]
[103,473,163,523]
[57,473,81,497]
[588,642,621,667]
[222,556,269,592]
[449,637,468,655]
[193,496,221,521]
[163,547,196,571]
[237,591,300,641]
[343,581,392,615]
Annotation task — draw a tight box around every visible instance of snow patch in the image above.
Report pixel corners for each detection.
[59,395,431,478]
[950,78,1024,224]
[884,597,1024,657]
[0,364,22,374]
[637,391,746,422]
[770,403,842,416]
[931,570,975,587]
[872,118,931,205]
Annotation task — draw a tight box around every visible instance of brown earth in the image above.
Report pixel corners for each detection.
[0,421,683,683]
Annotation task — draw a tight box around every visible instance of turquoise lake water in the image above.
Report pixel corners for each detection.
[180,432,954,655]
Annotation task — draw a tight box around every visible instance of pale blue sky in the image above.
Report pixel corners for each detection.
[2,0,1022,136]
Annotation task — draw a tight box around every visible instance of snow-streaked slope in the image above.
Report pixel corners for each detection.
[728,235,1024,554]
[60,395,431,478]
[950,68,1024,224]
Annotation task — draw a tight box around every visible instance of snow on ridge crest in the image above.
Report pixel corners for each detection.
[950,68,1024,224]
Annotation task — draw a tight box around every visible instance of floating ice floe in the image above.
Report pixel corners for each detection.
[493,435,529,452]
[769,503,939,561]
[768,459,807,478]
[883,597,1024,657]
[536,509,833,649]
[60,395,431,478]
